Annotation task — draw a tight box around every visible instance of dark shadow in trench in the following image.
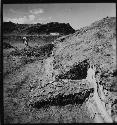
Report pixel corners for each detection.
[30,59,91,109]
[58,59,89,80]
[31,88,94,109]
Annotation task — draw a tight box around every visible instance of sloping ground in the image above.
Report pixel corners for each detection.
[3,17,116,123]
[3,46,94,123]
[53,17,116,90]
[3,44,54,76]
[3,56,94,123]
[51,17,117,122]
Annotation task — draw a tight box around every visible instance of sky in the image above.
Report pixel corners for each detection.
[3,3,116,30]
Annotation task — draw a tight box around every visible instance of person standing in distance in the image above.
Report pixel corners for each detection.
[23,36,28,47]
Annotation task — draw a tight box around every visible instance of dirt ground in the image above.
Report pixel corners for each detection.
[3,17,117,123]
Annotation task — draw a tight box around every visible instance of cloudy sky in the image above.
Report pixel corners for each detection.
[3,3,116,30]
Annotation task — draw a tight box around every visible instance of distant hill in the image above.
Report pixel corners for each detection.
[3,22,17,34]
[3,21,75,35]
[27,22,75,35]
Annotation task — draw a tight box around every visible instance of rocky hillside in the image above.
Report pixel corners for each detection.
[52,17,116,90]
[3,22,75,35]
[3,17,116,123]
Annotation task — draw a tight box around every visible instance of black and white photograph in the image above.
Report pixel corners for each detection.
[3,3,117,123]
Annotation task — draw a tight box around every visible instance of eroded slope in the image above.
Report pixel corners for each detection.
[53,17,116,90]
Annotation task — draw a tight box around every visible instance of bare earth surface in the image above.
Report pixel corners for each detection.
[3,17,117,123]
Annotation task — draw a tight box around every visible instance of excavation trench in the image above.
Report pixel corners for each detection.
[57,59,89,80]
[31,88,94,109]
[31,59,92,109]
